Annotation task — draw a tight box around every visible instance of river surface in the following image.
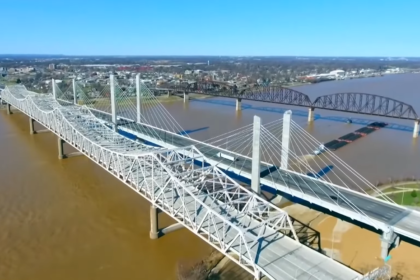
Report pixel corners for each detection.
[1,73,420,279]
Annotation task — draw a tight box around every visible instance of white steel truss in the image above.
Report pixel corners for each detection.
[2,85,391,280]
[0,85,298,279]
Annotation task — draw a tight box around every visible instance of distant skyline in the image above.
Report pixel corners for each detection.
[1,0,419,57]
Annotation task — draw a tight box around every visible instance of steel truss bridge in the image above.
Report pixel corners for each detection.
[0,79,403,280]
[164,81,418,120]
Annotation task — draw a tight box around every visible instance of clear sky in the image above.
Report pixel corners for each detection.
[1,0,419,56]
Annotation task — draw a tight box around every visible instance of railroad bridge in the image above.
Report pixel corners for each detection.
[160,81,420,137]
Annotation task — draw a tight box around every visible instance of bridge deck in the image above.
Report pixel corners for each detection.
[95,113,420,242]
[161,181,360,280]
[1,88,365,280]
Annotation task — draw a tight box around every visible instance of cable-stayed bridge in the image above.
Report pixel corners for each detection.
[1,76,411,280]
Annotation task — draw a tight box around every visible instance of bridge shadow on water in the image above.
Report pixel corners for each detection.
[191,99,416,134]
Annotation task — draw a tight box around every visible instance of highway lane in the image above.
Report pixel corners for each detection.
[89,109,420,242]
[115,121,420,242]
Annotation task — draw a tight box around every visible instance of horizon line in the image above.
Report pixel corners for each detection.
[0,54,419,58]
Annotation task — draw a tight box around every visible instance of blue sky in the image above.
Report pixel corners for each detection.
[1,0,419,56]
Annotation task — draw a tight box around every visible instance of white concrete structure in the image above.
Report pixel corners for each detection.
[110,75,117,131]
[281,110,292,169]
[251,116,261,194]
[136,74,141,123]
[236,98,241,111]
[414,120,420,138]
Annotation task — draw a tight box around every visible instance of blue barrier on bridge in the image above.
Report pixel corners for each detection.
[177,126,209,136]
[111,126,279,196]
[260,165,279,178]
[307,165,334,179]
[99,125,387,236]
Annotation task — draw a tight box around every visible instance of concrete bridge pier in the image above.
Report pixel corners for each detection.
[57,137,65,160]
[413,120,420,138]
[380,227,400,260]
[57,136,83,159]
[183,91,189,103]
[29,117,49,134]
[6,103,11,115]
[236,98,242,111]
[308,107,315,122]
[149,205,183,239]
[29,118,35,134]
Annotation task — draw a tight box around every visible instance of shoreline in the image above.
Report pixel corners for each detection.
[187,202,420,280]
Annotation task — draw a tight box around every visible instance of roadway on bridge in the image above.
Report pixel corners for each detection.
[95,113,420,244]
[1,86,367,280]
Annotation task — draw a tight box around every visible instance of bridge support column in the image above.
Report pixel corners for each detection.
[29,117,35,134]
[236,98,241,111]
[136,74,141,123]
[251,116,261,194]
[6,103,11,115]
[110,75,117,132]
[149,205,159,240]
[281,110,292,170]
[183,91,189,103]
[413,120,420,138]
[167,91,170,98]
[72,79,77,105]
[52,79,56,99]
[28,117,50,134]
[149,205,183,239]
[57,137,65,160]
[380,227,400,260]
[308,107,315,122]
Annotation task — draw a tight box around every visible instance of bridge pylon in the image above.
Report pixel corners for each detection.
[136,74,142,123]
[281,110,292,169]
[110,75,117,131]
[72,79,77,105]
[251,115,261,194]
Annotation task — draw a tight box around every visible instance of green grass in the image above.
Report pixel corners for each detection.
[381,191,420,206]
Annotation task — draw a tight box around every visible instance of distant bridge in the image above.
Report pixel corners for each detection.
[161,82,419,122]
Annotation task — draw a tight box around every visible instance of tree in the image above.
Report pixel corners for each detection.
[411,190,418,198]
[16,78,21,84]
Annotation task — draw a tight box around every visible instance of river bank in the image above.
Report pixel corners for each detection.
[192,203,420,280]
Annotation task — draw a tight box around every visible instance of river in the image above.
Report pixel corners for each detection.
[1,73,420,279]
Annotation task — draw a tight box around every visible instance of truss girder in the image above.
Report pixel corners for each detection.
[167,83,419,120]
[312,92,417,119]
[2,85,304,279]
[176,82,313,107]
